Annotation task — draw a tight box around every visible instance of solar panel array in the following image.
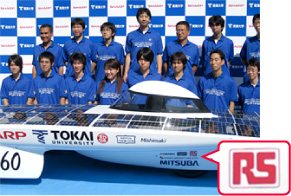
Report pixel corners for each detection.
[0,105,260,137]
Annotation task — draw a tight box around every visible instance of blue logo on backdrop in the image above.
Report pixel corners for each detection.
[206,0,226,16]
[17,0,35,18]
[226,16,246,36]
[150,16,165,36]
[0,18,17,36]
[166,0,185,16]
[18,37,35,55]
[127,0,145,16]
[89,0,107,16]
[36,18,53,36]
[186,16,205,36]
[71,17,89,37]
[54,1,71,17]
[108,17,126,36]
[53,37,70,47]
[247,0,260,16]
[0,56,11,73]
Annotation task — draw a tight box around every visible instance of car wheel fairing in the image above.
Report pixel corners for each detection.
[174,170,208,178]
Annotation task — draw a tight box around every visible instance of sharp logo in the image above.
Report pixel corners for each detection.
[1,25,16,29]
[91,5,106,9]
[32,130,48,144]
[128,4,144,9]
[167,3,183,8]
[0,131,26,140]
[55,6,70,10]
[19,6,34,11]
[208,3,224,8]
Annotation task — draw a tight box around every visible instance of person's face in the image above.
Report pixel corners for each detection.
[39,57,53,73]
[253,18,260,34]
[210,53,224,72]
[101,27,114,40]
[138,55,151,72]
[72,60,84,74]
[246,65,259,81]
[9,61,21,75]
[138,12,151,28]
[176,24,190,42]
[72,24,85,37]
[40,27,53,44]
[104,65,119,81]
[206,124,219,134]
[172,59,184,74]
[210,23,223,35]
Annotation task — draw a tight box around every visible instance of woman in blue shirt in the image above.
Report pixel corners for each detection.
[96,59,128,105]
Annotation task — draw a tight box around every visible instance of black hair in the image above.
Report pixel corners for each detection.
[39,51,55,64]
[40,24,53,33]
[71,18,85,29]
[100,22,116,39]
[136,8,152,20]
[137,47,154,65]
[253,14,260,24]
[176,21,190,30]
[209,15,225,29]
[8,54,23,72]
[210,49,225,61]
[246,58,260,72]
[171,52,187,70]
[70,52,86,71]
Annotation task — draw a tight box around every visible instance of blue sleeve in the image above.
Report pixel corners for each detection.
[125,34,132,54]
[59,77,67,98]
[188,79,198,95]
[32,47,37,66]
[88,80,97,102]
[63,42,69,62]
[196,79,203,99]
[28,80,36,99]
[200,40,206,66]
[162,44,169,62]
[90,43,98,62]
[57,46,65,67]
[156,34,163,54]
[118,45,125,65]
[0,79,8,99]
[229,40,234,61]
[240,40,247,60]
[193,46,200,66]
[229,80,238,102]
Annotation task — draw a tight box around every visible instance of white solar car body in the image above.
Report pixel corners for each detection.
[0,81,260,179]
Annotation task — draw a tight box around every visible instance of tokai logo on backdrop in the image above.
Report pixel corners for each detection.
[0,25,16,30]
[249,3,260,8]
[91,5,106,9]
[207,3,224,8]
[55,6,69,10]
[128,4,144,9]
[19,6,34,11]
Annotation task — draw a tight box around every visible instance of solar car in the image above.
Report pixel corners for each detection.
[0,81,259,179]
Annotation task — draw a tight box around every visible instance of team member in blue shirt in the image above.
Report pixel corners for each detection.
[63,18,97,78]
[32,24,64,78]
[240,14,260,82]
[65,52,96,104]
[95,22,125,82]
[123,8,163,82]
[163,21,199,83]
[238,58,260,114]
[27,51,67,105]
[163,51,197,95]
[96,59,128,105]
[127,47,162,88]
[201,15,234,76]
[197,49,238,114]
[0,54,32,105]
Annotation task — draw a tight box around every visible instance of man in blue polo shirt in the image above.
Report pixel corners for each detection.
[32,24,64,78]
[95,22,125,82]
[123,8,163,82]
[163,21,199,83]
[238,58,260,114]
[65,52,96,104]
[27,52,67,105]
[1,54,32,105]
[201,15,234,76]
[127,48,162,88]
[197,49,238,113]
[63,18,97,78]
[240,14,260,82]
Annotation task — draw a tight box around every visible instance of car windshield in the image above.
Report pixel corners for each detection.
[110,91,210,113]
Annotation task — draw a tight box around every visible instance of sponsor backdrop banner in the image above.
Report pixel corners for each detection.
[0,0,260,85]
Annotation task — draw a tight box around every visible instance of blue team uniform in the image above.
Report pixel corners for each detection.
[63,37,97,77]
[95,41,125,82]
[125,28,163,73]
[240,36,260,81]
[238,79,260,113]
[127,69,162,88]
[163,40,199,83]
[0,74,32,105]
[96,79,128,105]
[163,74,197,95]
[32,41,65,76]
[197,72,238,112]
[28,71,67,104]
[201,34,234,75]
[65,74,96,104]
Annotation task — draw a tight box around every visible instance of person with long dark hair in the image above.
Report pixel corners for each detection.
[96,59,128,105]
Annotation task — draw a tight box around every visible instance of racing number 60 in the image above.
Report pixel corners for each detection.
[1,151,21,171]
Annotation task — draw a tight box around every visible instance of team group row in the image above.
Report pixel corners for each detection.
[0,8,260,114]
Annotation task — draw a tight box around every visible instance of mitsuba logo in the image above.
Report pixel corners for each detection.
[160,160,199,166]
[0,131,26,140]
